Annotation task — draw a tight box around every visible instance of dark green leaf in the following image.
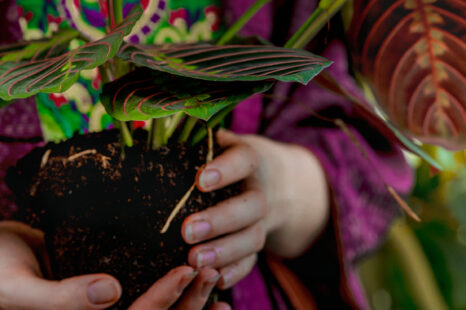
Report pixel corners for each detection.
[100,68,273,121]
[0,6,143,101]
[118,43,332,84]
[0,29,79,62]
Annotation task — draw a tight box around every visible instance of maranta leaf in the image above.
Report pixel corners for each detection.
[348,0,466,150]
[0,6,143,101]
[101,68,273,121]
[118,43,332,84]
[0,29,79,62]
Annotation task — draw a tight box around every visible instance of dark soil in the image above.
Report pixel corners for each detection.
[6,129,240,309]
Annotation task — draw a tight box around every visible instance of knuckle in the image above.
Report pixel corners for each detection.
[253,224,266,250]
[252,190,268,218]
[242,144,259,171]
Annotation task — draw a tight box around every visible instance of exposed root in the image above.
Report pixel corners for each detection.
[207,127,214,164]
[387,186,421,222]
[67,149,97,161]
[99,155,111,169]
[263,93,422,222]
[160,183,196,234]
[40,149,52,168]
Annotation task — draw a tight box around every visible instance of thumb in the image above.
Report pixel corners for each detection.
[0,273,122,310]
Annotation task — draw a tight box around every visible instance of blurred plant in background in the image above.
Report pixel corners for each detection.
[360,147,466,310]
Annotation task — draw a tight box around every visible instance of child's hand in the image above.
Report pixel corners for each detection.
[0,221,230,310]
[182,130,329,289]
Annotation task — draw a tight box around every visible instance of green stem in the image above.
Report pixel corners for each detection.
[164,112,184,142]
[191,104,237,145]
[152,118,165,149]
[216,0,271,46]
[120,121,134,148]
[387,222,449,310]
[284,0,348,49]
[113,0,124,26]
[178,117,198,143]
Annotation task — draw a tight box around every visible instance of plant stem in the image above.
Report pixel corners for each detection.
[113,0,124,27]
[152,118,165,149]
[216,0,271,45]
[191,104,237,144]
[148,119,156,149]
[387,221,449,310]
[120,121,134,147]
[284,0,348,49]
[178,117,198,143]
[164,112,184,142]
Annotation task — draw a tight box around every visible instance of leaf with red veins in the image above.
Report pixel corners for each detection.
[348,0,466,150]
[0,6,143,101]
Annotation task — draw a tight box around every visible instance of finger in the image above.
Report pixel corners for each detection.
[196,141,258,192]
[216,129,241,147]
[182,190,267,244]
[128,266,197,310]
[217,254,257,290]
[209,302,232,310]
[173,268,220,310]
[188,222,266,269]
[0,272,121,310]
[0,229,121,310]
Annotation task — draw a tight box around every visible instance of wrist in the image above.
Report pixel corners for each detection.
[265,142,330,258]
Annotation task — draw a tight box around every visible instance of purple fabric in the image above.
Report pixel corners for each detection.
[224,1,413,309]
[0,99,44,219]
[0,0,413,309]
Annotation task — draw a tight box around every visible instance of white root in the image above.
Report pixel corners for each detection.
[67,149,97,161]
[40,149,52,168]
[160,183,196,234]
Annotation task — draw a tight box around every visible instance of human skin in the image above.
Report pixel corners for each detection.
[0,221,230,310]
[0,130,329,308]
[183,129,329,289]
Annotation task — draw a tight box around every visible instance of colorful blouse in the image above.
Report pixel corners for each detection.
[0,0,414,309]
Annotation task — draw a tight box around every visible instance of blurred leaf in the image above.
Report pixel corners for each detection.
[118,43,332,84]
[0,29,79,62]
[0,6,143,101]
[415,222,466,310]
[101,68,273,121]
[446,168,466,227]
[348,0,466,150]
[314,71,443,170]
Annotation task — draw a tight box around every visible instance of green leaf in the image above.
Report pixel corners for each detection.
[0,29,79,62]
[100,68,273,121]
[118,43,332,84]
[0,6,143,101]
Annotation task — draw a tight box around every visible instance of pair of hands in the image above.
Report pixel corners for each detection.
[0,130,329,309]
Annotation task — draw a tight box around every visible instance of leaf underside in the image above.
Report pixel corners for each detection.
[100,68,273,121]
[0,6,143,101]
[118,43,332,84]
[314,71,443,170]
[348,0,466,150]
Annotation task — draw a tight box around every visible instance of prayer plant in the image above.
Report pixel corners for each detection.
[0,0,463,221]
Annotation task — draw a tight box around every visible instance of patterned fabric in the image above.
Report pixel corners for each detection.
[15,0,224,142]
[0,0,415,309]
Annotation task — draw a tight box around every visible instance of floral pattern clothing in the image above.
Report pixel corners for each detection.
[15,0,224,142]
[0,0,414,309]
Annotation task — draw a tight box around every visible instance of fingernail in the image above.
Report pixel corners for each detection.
[185,220,211,243]
[201,273,220,297]
[178,270,198,293]
[87,279,120,305]
[220,270,234,288]
[199,169,220,189]
[196,250,216,267]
